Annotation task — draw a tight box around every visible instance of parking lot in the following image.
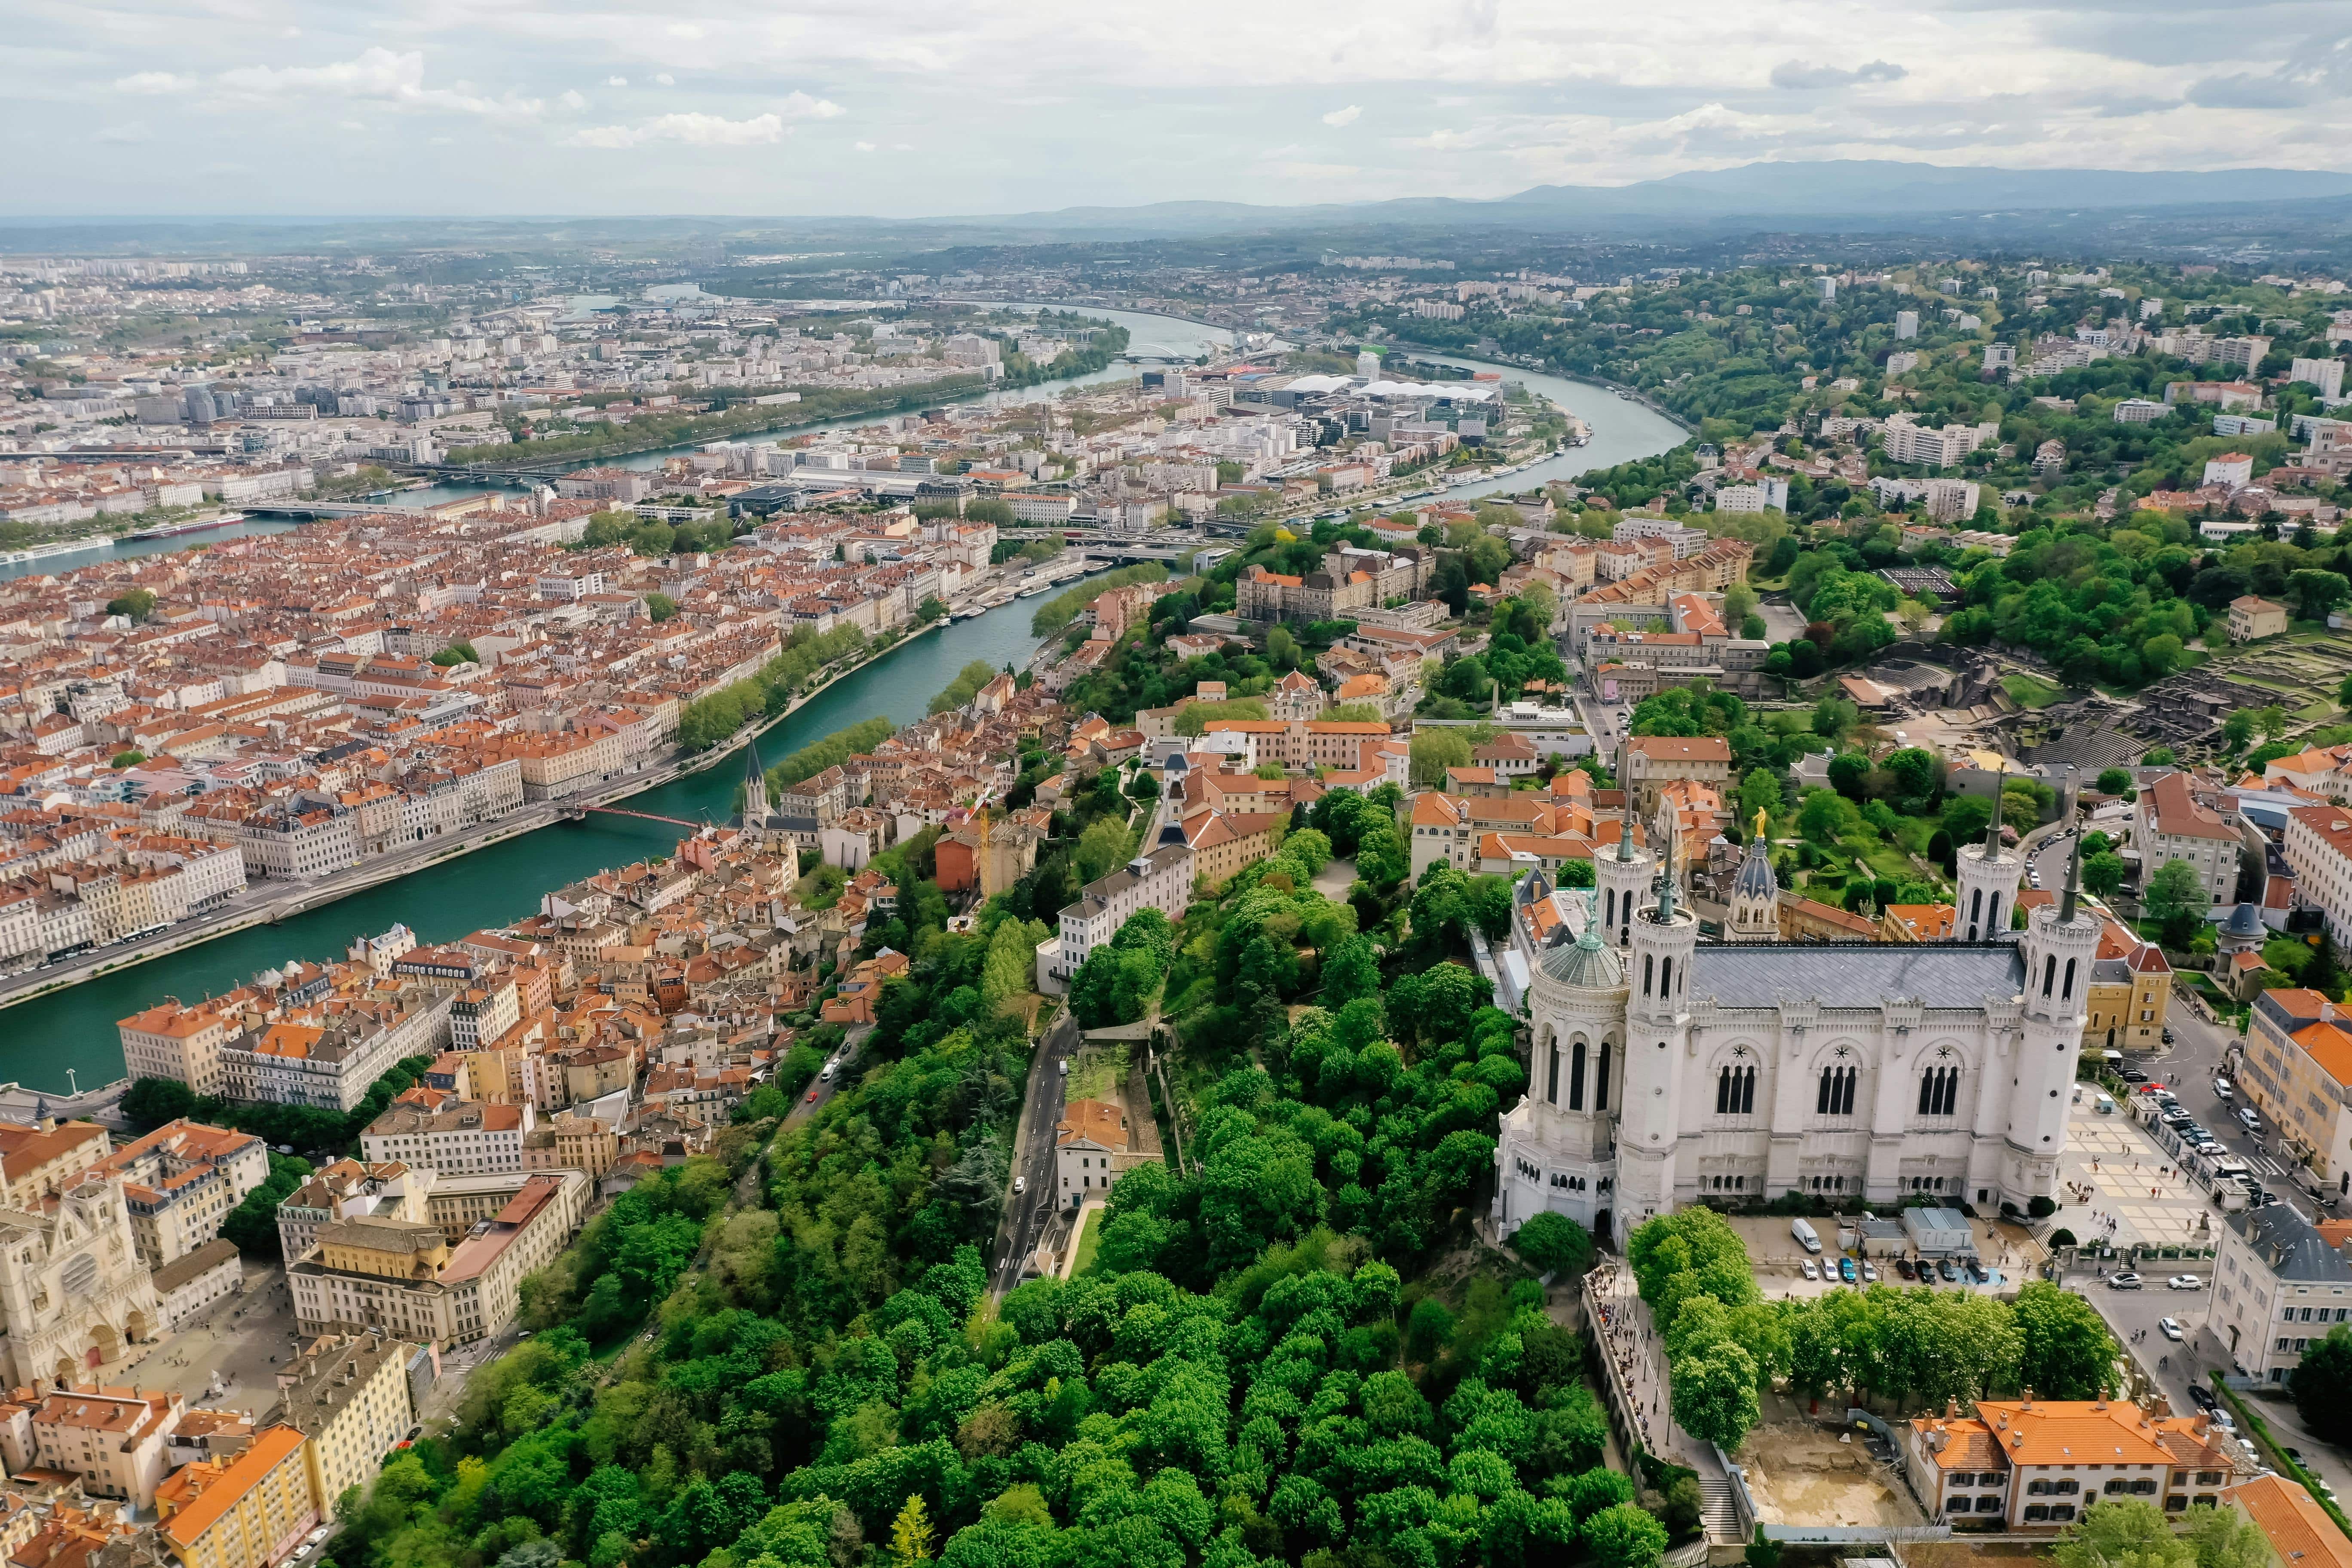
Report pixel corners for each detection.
[1717,1212,2040,1301]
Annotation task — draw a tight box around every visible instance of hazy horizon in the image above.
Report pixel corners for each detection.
[8,0,2349,218]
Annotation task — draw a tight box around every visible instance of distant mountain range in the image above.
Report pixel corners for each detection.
[978,160,2352,236]
[9,159,2352,254]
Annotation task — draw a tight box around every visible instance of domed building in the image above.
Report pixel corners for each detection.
[1492,806,2094,1245]
[2216,902,2266,957]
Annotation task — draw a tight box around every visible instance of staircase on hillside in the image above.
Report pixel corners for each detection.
[1694,1461,1743,1542]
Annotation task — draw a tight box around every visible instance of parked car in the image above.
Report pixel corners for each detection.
[2120,1066,2150,1084]
[1895,1258,1917,1280]
[2162,1029,2176,1044]
[2188,1385,2219,1411]
[1862,1261,1879,1283]
[2213,1077,2234,1100]
[2159,1317,2185,1341]
[1969,1260,1992,1284]
[1938,1258,1961,1282]
[1800,1259,1819,1281]
[1839,1256,1858,1283]
[2108,1272,2144,1289]
[2213,1409,2236,1433]
[2239,1106,2265,1131]
[2168,1274,2205,1290]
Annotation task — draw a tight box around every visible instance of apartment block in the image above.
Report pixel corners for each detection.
[2135,771,2251,907]
[359,1097,531,1177]
[288,1171,586,1348]
[1050,844,1193,988]
[156,1424,319,1568]
[2240,989,2352,1183]
[98,1120,270,1271]
[2213,1203,2352,1383]
[1907,1396,2241,1528]
[267,1331,419,1519]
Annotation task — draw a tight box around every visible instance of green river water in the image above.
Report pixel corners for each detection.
[13,594,1085,1092]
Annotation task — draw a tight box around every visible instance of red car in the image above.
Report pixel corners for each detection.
[806,1089,819,1102]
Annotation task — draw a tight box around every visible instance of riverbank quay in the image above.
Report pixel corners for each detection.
[0,569,1109,1093]
[0,613,956,1015]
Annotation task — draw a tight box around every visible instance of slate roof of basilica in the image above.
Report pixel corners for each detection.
[1687,943,2027,1010]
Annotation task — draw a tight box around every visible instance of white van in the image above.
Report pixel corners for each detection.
[2095,1093,2117,1115]
[1791,1218,1822,1255]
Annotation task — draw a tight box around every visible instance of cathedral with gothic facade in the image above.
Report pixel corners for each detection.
[1494,805,2088,1246]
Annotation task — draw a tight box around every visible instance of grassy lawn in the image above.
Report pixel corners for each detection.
[1070,1204,1106,1277]
[2296,701,2336,722]
[1066,1044,1127,1103]
[2002,673,2064,709]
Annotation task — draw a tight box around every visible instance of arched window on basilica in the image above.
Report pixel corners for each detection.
[1816,1047,1859,1116]
[1715,1048,1757,1115]
[1917,1048,1961,1117]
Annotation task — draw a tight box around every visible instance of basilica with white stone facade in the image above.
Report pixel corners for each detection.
[1493,807,2090,1246]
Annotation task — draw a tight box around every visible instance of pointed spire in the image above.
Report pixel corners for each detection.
[1986,759,2008,857]
[1655,815,1680,921]
[2059,826,2084,925]
[741,737,768,823]
[1615,737,1637,863]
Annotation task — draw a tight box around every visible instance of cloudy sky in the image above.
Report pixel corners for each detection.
[9,0,2351,217]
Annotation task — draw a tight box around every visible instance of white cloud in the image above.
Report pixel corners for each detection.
[854,140,877,152]
[44,0,2352,214]
[96,121,150,144]
[778,91,845,119]
[568,111,788,147]
[212,48,542,119]
[560,89,588,110]
[1771,59,1908,89]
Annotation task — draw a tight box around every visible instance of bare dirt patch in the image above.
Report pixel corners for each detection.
[1901,1541,2046,1568]
[1734,1419,1927,1529]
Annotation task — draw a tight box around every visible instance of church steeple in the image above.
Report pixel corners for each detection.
[1653,816,1680,921]
[1615,738,1637,863]
[2058,826,2085,926]
[1728,808,1781,943]
[741,738,769,824]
